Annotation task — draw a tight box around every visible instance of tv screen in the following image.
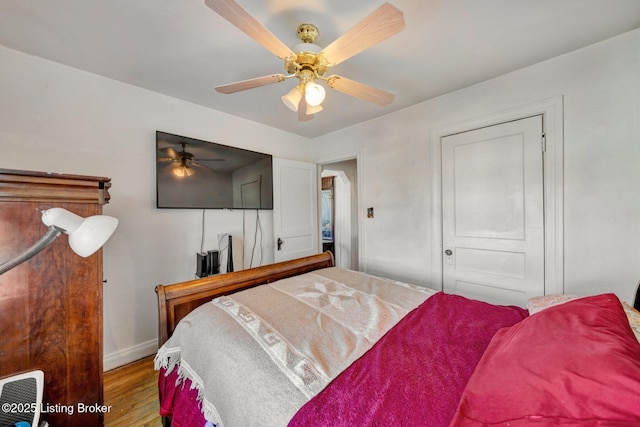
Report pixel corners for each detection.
[156,131,273,209]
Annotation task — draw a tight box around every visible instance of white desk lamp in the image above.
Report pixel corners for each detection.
[0,208,118,275]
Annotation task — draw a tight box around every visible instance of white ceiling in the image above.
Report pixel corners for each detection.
[0,0,638,138]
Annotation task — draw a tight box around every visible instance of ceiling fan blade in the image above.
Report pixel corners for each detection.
[192,161,214,170]
[215,74,287,94]
[319,3,404,66]
[204,0,295,60]
[326,75,395,106]
[160,147,179,159]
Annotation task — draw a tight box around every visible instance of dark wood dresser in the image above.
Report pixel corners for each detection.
[0,169,112,426]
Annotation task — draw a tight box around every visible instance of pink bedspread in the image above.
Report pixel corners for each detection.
[288,292,528,427]
[158,292,528,426]
[158,368,206,427]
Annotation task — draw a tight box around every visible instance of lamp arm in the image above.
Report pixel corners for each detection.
[0,227,62,275]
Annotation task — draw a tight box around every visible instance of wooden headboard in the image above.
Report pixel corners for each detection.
[155,251,335,346]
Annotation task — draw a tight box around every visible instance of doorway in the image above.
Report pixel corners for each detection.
[321,159,358,270]
[273,158,318,263]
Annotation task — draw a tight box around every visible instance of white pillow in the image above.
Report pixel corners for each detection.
[526,294,579,314]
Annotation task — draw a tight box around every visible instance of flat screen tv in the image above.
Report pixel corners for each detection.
[156,131,273,209]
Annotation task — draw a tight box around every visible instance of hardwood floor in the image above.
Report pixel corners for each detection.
[104,355,162,427]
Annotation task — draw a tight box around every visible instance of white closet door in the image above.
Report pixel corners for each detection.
[442,115,544,306]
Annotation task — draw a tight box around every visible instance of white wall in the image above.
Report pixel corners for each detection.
[0,45,313,369]
[312,29,640,304]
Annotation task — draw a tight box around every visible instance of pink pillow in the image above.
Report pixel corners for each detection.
[449,294,640,426]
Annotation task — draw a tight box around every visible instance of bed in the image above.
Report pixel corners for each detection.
[155,251,640,427]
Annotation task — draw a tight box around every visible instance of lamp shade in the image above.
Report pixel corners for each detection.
[41,208,118,257]
[305,82,325,106]
[281,86,303,111]
[305,104,323,115]
[68,215,119,257]
[173,164,194,177]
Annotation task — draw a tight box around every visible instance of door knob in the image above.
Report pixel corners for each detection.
[444,249,453,256]
[277,238,283,251]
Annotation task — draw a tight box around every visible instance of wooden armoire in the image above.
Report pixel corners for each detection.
[0,169,112,426]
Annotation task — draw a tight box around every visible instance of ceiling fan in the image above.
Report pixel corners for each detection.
[205,0,405,120]
[158,143,223,177]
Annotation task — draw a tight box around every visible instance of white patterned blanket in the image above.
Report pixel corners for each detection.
[155,267,436,427]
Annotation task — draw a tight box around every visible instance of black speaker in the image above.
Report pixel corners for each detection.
[227,235,234,273]
[207,250,219,275]
[0,370,44,427]
[196,252,208,278]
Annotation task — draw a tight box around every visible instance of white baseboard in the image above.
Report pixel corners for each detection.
[103,339,158,371]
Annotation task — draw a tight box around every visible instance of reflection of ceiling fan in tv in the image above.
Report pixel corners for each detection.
[156,130,274,209]
[158,142,223,177]
[205,0,405,120]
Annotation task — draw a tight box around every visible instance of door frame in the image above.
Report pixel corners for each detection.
[321,169,353,269]
[315,148,365,272]
[430,96,564,296]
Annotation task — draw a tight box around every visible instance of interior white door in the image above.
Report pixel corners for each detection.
[273,158,319,262]
[442,115,544,306]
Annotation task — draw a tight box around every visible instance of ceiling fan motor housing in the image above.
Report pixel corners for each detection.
[177,143,195,162]
[296,24,318,43]
[285,24,328,78]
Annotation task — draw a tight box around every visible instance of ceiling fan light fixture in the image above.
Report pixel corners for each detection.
[281,86,303,111]
[305,104,323,115]
[305,82,325,107]
[173,164,194,178]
